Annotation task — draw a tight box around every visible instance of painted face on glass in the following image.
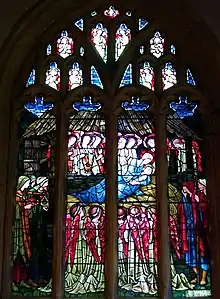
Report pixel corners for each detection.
[118,136,127,149]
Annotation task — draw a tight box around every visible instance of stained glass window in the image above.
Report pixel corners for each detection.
[104,6,119,18]
[45,62,61,91]
[140,62,155,90]
[186,69,196,86]
[150,31,164,58]
[26,69,35,87]
[65,110,105,296]
[162,62,177,90]
[167,109,211,297]
[10,6,213,299]
[91,23,108,63]
[12,104,55,296]
[57,31,74,59]
[118,110,158,296]
[115,24,131,61]
[91,65,103,89]
[119,64,132,87]
[68,62,83,91]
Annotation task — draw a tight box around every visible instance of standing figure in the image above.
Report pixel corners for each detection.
[172,138,187,172]
[178,181,210,286]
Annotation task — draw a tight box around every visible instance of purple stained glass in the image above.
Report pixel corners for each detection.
[140,62,155,90]
[26,69,35,87]
[73,96,101,111]
[45,62,61,91]
[91,66,103,89]
[186,69,196,86]
[169,96,197,119]
[122,97,149,111]
[162,62,177,90]
[150,31,164,58]
[57,31,74,59]
[24,96,54,117]
[91,23,108,63]
[115,24,131,61]
[68,63,83,91]
[104,6,119,18]
[119,64,132,87]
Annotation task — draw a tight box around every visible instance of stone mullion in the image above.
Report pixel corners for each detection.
[204,112,220,299]
[1,110,19,299]
[155,106,172,299]
[104,111,118,299]
[52,103,68,299]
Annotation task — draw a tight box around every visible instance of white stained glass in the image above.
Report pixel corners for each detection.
[140,62,154,90]
[150,31,164,58]
[91,23,108,63]
[45,62,61,91]
[68,63,83,90]
[115,24,131,61]
[162,62,177,90]
[57,31,74,59]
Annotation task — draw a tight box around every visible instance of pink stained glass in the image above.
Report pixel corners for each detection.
[115,24,131,61]
[45,62,61,91]
[140,62,155,90]
[57,31,74,59]
[91,23,108,63]
[162,62,177,90]
[150,31,164,58]
[68,63,83,91]
[104,6,119,18]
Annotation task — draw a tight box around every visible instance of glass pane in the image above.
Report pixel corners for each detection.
[119,64,132,87]
[162,62,177,90]
[186,69,196,86]
[91,23,108,63]
[150,31,164,58]
[45,62,61,91]
[68,63,83,91]
[75,18,83,31]
[12,103,55,296]
[138,18,148,31]
[46,44,52,56]
[65,110,105,296]
[91,66,103,89]
[115,24,131,61]
[117,110,158,296]
[104,6,119,18]
[167,108,211,297]
[57,31,74,59]
[26,69,35,87]
[140,62,155,90]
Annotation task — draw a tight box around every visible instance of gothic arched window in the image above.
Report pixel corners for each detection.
[11,5,211,299]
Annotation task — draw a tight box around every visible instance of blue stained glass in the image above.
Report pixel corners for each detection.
[122,97,149,111]
[119,64,132,87]
[138,18,148,31]
[91,66,103,89]
[75,18,83,31]
[186,69,196,86]
[26,69,35,87]
[171,44,176,55]
[47,44,52,55]
[24,96,53,117]
[73,96,101,111]
[170,96,197,119]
